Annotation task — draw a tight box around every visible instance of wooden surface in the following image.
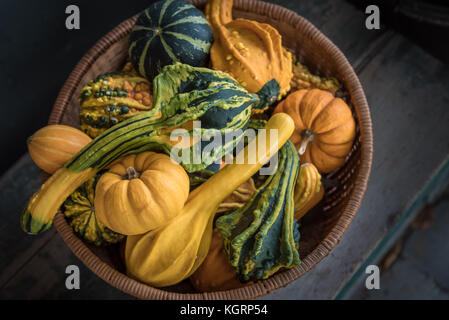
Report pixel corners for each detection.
[1,0,449,299]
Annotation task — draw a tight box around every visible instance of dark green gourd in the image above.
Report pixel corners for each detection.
[216,139,301,282]
[129,0,213,80]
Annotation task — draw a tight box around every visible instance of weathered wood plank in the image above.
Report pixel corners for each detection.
[1,233,133,300]
[352,189,449,299]
[0,155,132,299]
[0,154,55,289]
[262,34,449,299]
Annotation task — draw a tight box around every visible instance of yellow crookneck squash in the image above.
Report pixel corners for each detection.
[274,89,356,173]
[205,0,293,109]
[27,125,92,174]
[94,152,190,235]
[125,113,295,287]
[294,163,324,220]
[190,228,251,292]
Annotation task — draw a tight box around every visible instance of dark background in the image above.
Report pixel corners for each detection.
[1,0,448,174]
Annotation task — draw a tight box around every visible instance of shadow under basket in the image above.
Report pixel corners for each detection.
[48,0,373,299]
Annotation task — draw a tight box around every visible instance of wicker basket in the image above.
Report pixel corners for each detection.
[48,0,373,299]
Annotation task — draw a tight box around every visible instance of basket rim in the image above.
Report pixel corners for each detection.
[50,0,373,300]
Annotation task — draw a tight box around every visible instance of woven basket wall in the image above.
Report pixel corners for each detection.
[48,0,373,299]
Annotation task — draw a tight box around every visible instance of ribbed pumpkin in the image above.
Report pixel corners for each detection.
[294,163,324,220]
[129,0,213,80]
[205,0,293,109]
[27,125,91,174]
[63,173,124,246]
[190,228,250,292]
[216,139,301,282]
[79,72,153,138]
[94,152,189,235]
[274,89,356,173]
[21,63,259,235]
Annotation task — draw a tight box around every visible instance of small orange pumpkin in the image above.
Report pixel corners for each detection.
[94,152,190,235]
[27,125,92,174]
[190,228,250,292]
[274,89,356,173]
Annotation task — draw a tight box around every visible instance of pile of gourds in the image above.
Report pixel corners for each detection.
[23,0,356,292]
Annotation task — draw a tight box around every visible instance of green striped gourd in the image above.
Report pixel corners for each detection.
[79,72,153,138]
[129,0,213,80]
[63,173,124,246]
[216,139,301,282]
[21,63,259,235]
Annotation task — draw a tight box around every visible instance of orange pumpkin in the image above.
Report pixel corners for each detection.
[274,89,356,173]
[94,152,190,235]
[27,125,92,174]
[190,228,250,292]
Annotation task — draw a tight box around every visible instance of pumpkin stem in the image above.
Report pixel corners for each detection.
[299,130,314,155]
[125,167,140,180]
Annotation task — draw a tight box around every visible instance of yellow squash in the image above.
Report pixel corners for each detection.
[27,125,92,174]
[125,113,295,287]
[95,152,190,235]
[294,163,324,220]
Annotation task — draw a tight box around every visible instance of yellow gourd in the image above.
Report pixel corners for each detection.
[125,113,295,287]
[294,163,324,220]
[94,152,190,235]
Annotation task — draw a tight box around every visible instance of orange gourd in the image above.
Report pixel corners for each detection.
[190,228,251,292]
[274,89,356,173]
[94,152,189,235]
[205,0,293,106]
[27,125,92,174]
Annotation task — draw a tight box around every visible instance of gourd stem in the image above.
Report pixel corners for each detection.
[125,167,140,180]
[299,130,314,155]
